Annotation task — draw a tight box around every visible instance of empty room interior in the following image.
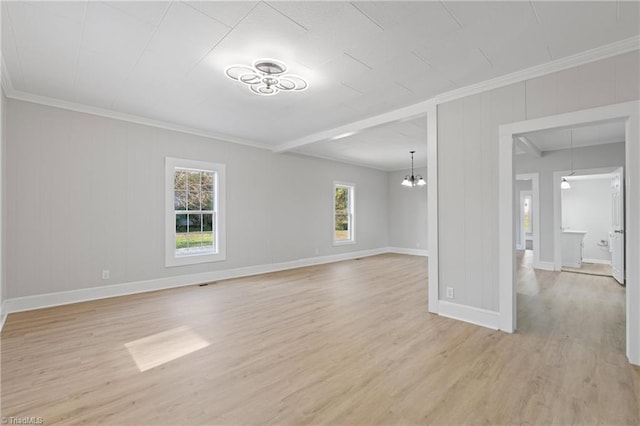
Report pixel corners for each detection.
[1,1,640,424]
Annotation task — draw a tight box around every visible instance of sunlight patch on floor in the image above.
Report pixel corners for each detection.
[125,326,210,372]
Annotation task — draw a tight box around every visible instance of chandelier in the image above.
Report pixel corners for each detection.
[225,59,308,96]
[401,151,426,187]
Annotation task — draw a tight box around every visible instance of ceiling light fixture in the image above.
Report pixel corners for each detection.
[225,58,308,96]
[401,150,426,187]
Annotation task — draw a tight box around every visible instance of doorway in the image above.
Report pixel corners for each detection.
[557,168,624,279]
[515,173,540,269]
[498,101,640,365]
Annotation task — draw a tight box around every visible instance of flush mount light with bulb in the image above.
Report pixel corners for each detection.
[225,58,308,96]
[401,150,426,187]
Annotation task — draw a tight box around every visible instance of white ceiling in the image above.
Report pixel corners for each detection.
[294,115,427,171]
[1,1,639,170]
[521,120,626,153]
[565,172,616,181]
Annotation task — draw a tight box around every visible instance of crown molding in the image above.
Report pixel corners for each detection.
[3,89,271,151]
[275,36,640,153]
[433,35,640,106]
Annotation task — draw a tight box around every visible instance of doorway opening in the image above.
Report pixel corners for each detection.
[498,101,639,365]
[558,168,624,280]
[514,173,540,270]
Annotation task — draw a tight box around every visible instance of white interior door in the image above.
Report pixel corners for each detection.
[611,167,624,284]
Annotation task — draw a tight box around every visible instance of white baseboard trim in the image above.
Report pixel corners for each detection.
[534,261,556,271]
[0,301,7,331]
[583,258,612,265]
[438,300,500,330]
[387,247,429,257]
[3,248,393,315]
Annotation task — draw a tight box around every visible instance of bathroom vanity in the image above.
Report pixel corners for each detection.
[562,230,587,268]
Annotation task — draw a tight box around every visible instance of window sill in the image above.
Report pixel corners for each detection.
[333,240,356,247]
[166,252,226,267]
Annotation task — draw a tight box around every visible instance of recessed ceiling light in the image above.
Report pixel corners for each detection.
[225,58,308,96]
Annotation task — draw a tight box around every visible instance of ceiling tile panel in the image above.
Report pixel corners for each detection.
[104,1,171,26]
[81,2,157,66]
[185,1,258,28]
[271,1,383,51]
[18,48,76,101]
[352,1,461,38]
[144,2,229,63]
[1,4,25,89]
[8,1,83,63]
[203,2,308,76]
[29,0,87,23]
[75,49,131,106]
[444,1,537,29]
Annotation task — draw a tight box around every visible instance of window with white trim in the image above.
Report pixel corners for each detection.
[166,157,225,267]
[334,182,355,244]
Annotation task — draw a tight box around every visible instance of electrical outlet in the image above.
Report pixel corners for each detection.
[102,270,110,280]
[315,248,319,255]
[416,242,420,248]
[446,287,454,299]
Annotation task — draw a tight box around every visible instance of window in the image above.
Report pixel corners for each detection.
[166,157,225,267]
[523,195,532,233]
[334,182,355,244]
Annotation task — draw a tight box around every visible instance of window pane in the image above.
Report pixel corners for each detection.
[201,192,213,210]
[202,172,214,192]
[176,233,190,250]
[174,170,187,190]
[175,191,187,210]
[188,171,201,189]
[335,213,349,240]
[176,232,214,253]
[176,214,188,233]
[188,190,201,210]
[201,231,214,250]
[202,214,213,232]
[335,187,348,214]
[188,214,202,232]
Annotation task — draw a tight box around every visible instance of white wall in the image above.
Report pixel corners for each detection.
[515,179,532,249]
[5,99,390,299]
[387,167,428,251]
[515,143,624,263]
[437,50,639,311]
[562,177,613,263]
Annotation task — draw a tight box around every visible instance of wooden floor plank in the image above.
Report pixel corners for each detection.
[1,252,638,425]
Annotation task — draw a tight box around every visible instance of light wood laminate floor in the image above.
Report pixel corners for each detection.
[2,253,638,425]
[562,262,612,277]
